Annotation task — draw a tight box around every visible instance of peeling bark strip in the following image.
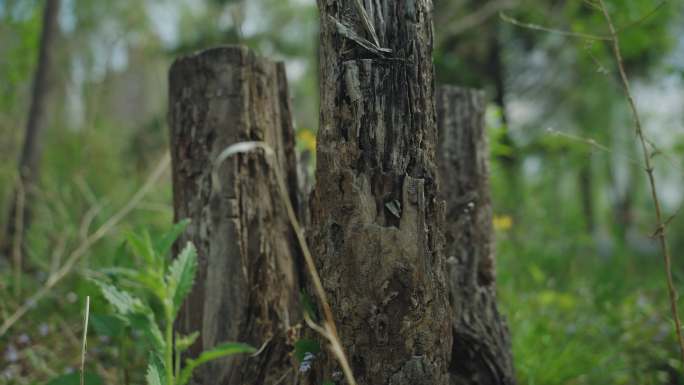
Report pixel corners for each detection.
[168,46,301,385]
[436,87,516,385]
[312,1,452,384]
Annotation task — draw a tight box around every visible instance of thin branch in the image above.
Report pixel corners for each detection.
[597,0,684,369]
[445,0,518,36]
[500,12,611,41]
[614,1,667,34]
[0,155,170,337]
[546,128,642,166]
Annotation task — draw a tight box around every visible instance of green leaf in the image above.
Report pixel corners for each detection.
[145,353,166,385]
[94,280,144,316]
[166,242,198,316]
[176,331,200,353]
[45,372,102,385]
[294,339,321,363]
[90,313,126,337]
[126,230,157,265]
[100,267,165,299]
[154,219,190,257]
[129,313,166,353]
[300,290,319,322]
[178,343,255,385]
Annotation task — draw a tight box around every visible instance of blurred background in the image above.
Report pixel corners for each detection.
[1,0,684,384]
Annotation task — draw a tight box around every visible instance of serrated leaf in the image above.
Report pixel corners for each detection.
[166,242,198,316]
[176,331,200,353]
[178,342,255,385]
[126,230,156,265]
[90,313,126,337]
[94,280,143,316]
[129,313,166,352]
[145,353,166,385]
[155,219,190,257]
[100,267,165,298]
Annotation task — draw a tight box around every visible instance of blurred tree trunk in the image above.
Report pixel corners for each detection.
[579,161,595,233]
[436,86,516,385]
[168,46,301,385]
[2,0,60,261]
[310,1,452,384]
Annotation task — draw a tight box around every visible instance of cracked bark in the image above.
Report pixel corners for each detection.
[311,1,452,384]
[168,46,301,385]
[436,86,516,385]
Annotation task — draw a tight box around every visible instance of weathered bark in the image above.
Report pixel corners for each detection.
[168,46,301,385]
[310,1,452,384]
[436,87,516,385]
[2,0,60,258]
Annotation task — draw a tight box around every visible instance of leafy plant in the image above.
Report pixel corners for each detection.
[95,220,255,385]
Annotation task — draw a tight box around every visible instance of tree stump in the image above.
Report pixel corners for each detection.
[310,1,452,384]
[168,46,301,385]
[436,86,516,385]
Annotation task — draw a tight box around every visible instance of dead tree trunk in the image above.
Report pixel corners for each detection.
[2,0,60,259]
[310,1,452,384]
[168,46,301,385]
[436,86,516,385]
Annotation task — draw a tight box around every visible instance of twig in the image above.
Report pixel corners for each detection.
[546,128,642,166]
[0,155,170,337]
[214,142,358,385]
[597,0,684,369]
[444,0,518,36]
[614,1,667,34]
[500,12,611,40]
[80,296,90,385]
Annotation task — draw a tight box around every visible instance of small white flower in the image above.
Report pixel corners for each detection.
[39,323,50,336]
[4,345,18,362]
[18,334,30,344]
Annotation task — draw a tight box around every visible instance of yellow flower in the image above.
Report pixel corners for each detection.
[297,129,317,153]
[493,215,513,231]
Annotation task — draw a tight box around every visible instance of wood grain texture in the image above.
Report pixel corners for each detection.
[168,46,301,385]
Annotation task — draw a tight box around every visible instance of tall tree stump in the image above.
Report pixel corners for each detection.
[168,46,301,385]
[311,1,452,384]
[436,86,516,385]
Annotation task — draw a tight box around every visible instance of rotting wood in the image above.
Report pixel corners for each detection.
[310,1,452,384]
[436,86,516,385]
[168,45,301,385]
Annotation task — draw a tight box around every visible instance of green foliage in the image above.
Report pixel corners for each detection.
[45,372,103,385]
[94,222,254,385]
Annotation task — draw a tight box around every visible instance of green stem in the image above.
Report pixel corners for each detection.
[165,302,174,385]
[175,339,181,379]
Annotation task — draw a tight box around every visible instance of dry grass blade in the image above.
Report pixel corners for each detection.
[214,142,358,385]
[0,154,170,337]
[596,0,684,370]
[81,296,90,385]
